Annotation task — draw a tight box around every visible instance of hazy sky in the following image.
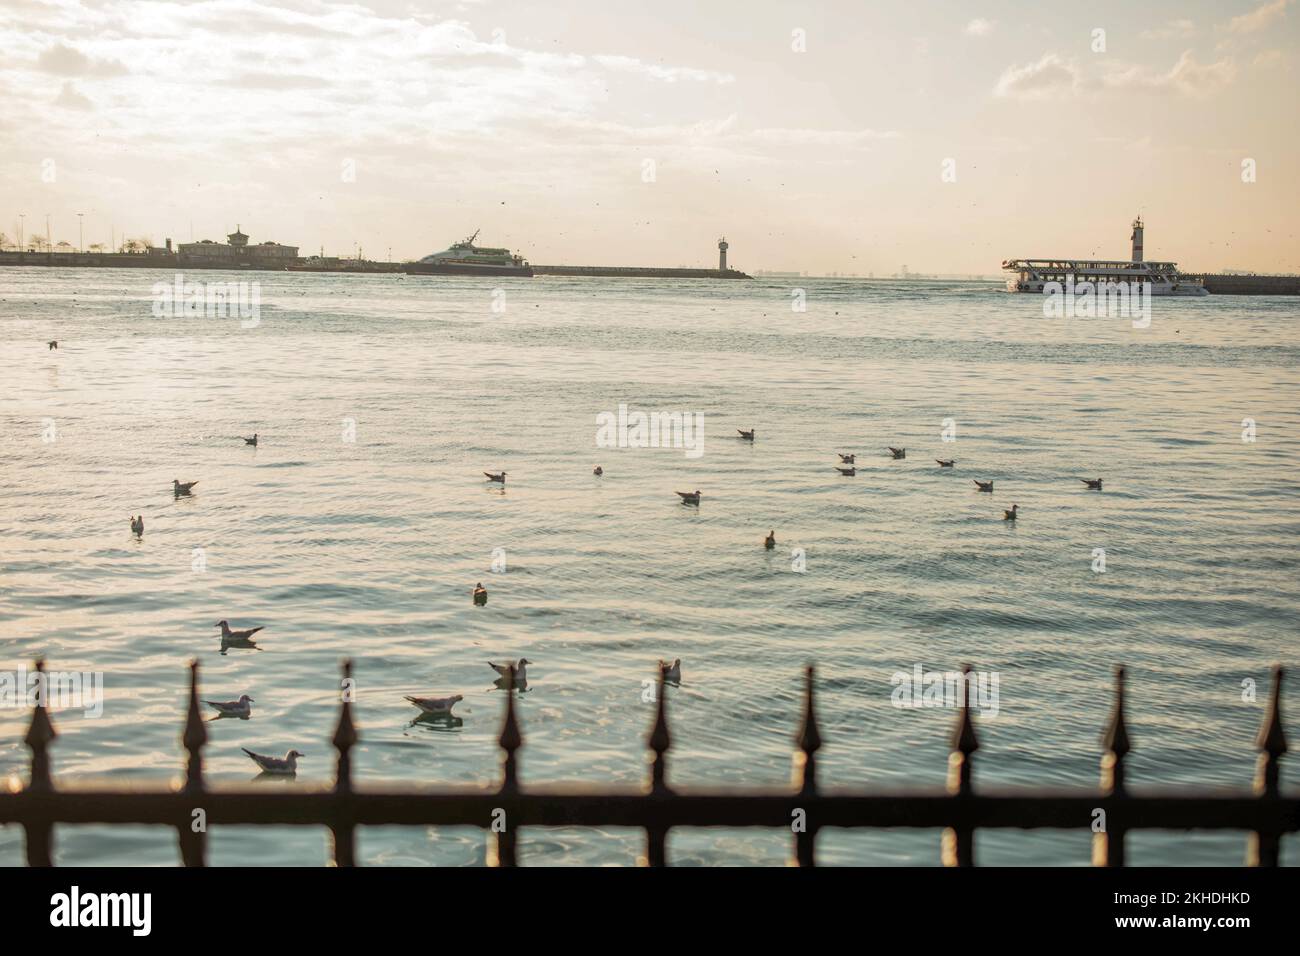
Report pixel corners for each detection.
[2,0,1298,273]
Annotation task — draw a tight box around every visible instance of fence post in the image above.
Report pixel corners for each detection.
[491,666,522,867]
[644,666,672,866]
[1092,666,1131,866]
[942,664,978,866]
[179,660,208,866]
[22,659,56,866]
[331,659,358,867]
[1247,664,1287,867]
[793,665,821,867]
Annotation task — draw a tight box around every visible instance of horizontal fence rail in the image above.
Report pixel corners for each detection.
[0,660,1295,867]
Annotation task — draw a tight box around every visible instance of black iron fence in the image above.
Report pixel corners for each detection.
[0,660,1294,867]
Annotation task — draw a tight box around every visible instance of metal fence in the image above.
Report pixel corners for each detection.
[0,659,1294,867]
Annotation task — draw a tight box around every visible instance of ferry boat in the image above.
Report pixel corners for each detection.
[1002,218,1208,296]
[402,231,533,277]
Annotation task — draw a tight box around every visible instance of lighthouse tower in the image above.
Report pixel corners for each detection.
[1130,216,1144,263]
[718,237,729,272]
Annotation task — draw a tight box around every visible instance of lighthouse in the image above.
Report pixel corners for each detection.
[718,237,729,272]
[1131,216,1144,263]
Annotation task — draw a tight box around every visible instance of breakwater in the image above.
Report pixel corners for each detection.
[531,264,751,279]
[1188,274,1300,295]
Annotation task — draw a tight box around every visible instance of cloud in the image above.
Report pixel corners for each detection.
[994,53,1079,99]
[592,54,734,84]
[1101,51,1237,95]
[54,81,93,110]
[1253,49,1283,67]
[1140,19,1196,39]
[1229,0,1291,33]
[37,42,129,77]
[965,19,995,37]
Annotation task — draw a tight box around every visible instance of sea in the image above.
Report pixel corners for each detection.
[1,266,1297,866]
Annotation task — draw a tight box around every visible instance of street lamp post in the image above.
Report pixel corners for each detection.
[78,213,84,253]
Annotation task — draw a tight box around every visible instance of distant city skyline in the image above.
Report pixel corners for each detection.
[2,0,1298,274]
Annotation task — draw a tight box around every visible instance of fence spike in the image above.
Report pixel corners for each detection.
[649,667,671,794]
[794,665,821,796]
[23,659,56,791]
[1094,666,1130,867]
[942,664,978,867]
[949,663,980,760]
[1255,664,1287,774]
[498,666,522,793]
[182,660,207,792]
[332,659,358,789]
[1246,665,1286,866]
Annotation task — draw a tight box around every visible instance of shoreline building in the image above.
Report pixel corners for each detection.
[177,226,298,267]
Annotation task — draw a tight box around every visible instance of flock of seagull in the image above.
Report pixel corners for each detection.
[120,412,1107,775]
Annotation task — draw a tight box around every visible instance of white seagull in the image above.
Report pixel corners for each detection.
[205,695,253,718]
[405,694,464,715]
[173,479,198,496]
[488,659,531,684]
[242,748,304,774]
[216,620,264,641]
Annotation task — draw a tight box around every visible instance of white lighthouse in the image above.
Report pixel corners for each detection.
[1131,216,1144,263]
[718,237,729,272]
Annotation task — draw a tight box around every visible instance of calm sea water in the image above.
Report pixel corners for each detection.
[1,266,1298,866]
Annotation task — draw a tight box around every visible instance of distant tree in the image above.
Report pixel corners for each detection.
[88,242,105,253]
[55,240,73,253]
[0,232,8,251]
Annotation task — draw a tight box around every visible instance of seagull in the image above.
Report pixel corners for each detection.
[838,453,855,464]
[243,434,258,446]
[974,480,994,492]
[593,465,603,476]
[47,340,58,350]
[241,748,304,775]
[1004,504,1019,521]
[676,490,702,505]
[173,479,198,496]
[835,466,857,476]
[764,530,776,550]
[216,620,264,641]
[936,459,955,468]
[205,695,253,718]
[484,471,507,483]
[1080,478,1103,490]
[130,515,144,536]
[888,447,906,459]
[488,659,531,685]
[473,582,488,606]
[405,694,463,715]
[659,659,682,683]
[738,429,755,441]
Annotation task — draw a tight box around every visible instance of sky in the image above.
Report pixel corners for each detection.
[1,0,1298,274]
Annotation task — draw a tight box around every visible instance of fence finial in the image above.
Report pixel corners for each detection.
[949,663,980,760]
[182,660,207,791]
[498,666,522,793]
[23,658,57,791]
[794,665,821,795]
[332,659,358,792]
[649,666,671,794]
[1255,664,1287,769]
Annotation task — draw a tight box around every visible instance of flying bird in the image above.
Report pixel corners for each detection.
[241,748,304,775]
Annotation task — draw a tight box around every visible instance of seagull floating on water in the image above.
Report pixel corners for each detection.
[484,471,507,483]
[242,748,304,775]
[47,341,58,350]
[765,530,776,550]
[217,620,264,641]
[473,582,488,606]
[974,480,994,492]
[243,434,258,446]
[738,429,755,441]
[593,465,603,476]
[888,447,906,459]
[489,659,531,685]
[676,490,702,505]
[130,515,144,536]
[838,453,855,464]
[205,695,253,718]
[173,479,198,496]
[659,658,682,683]
[936,459,955,468]
[1004,504,1019,521]
[1080,478,1103,490]
[405,694,463,715]
[835,466,856,476]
